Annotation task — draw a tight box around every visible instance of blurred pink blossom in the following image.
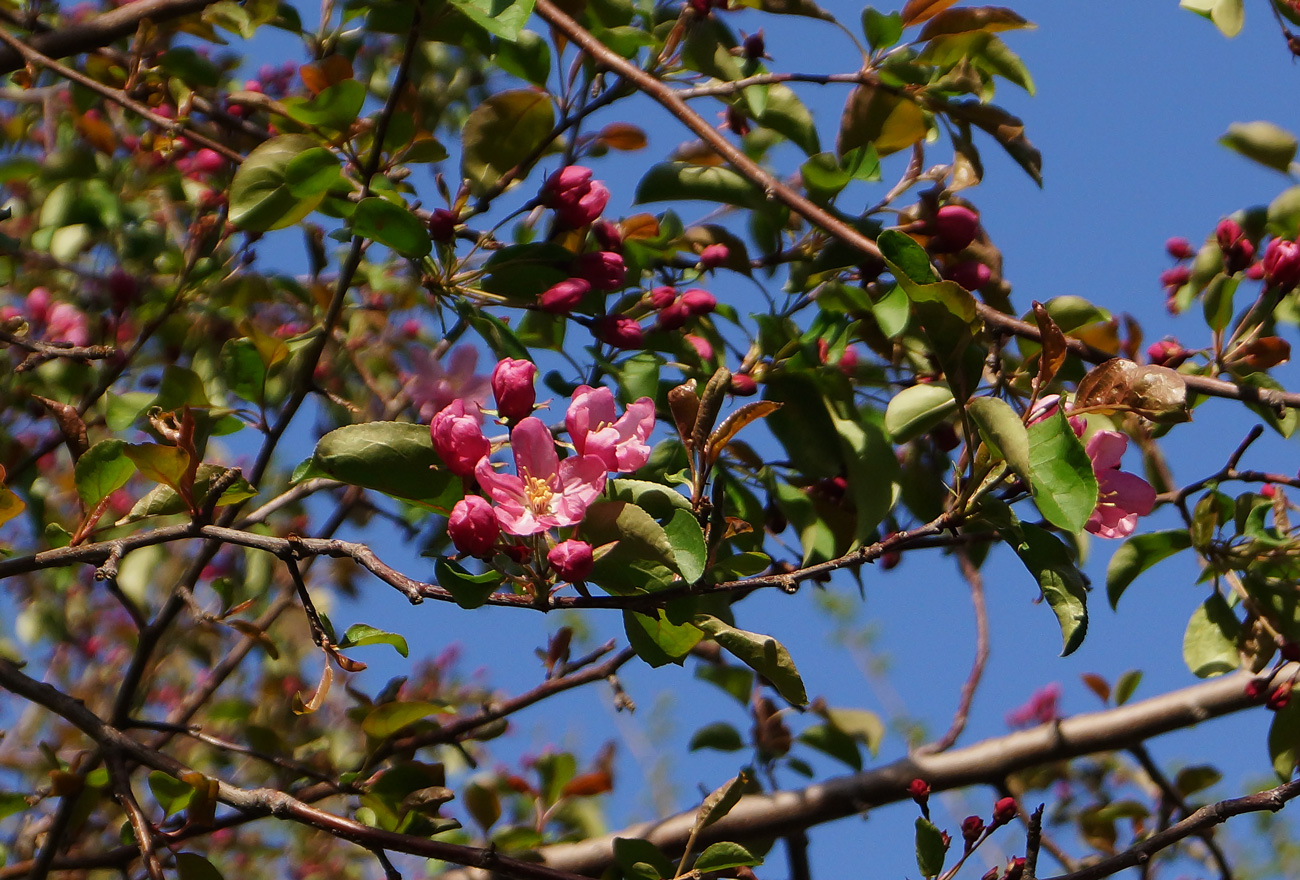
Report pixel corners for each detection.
[405,345,490,422]
[1006,682,1062,729]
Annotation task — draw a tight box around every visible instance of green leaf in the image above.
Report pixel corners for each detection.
[124,443,190,496]
[584,501,678,594]
[1239,372,1299,438]
[309,422,462,512]
[1114,669,1142,705]
[74,439,134,508]
[495,30,552,84]
[159,48,220,88]
[608,479,692,517]
[448,0,536,41]
[694,615,807,705]
[282,79,366,131]
[1269,691,1300,780]
[915,817,948,879]
[122,465,256,522]
[353,197,431,258]
[822,707,885,756]
[885,383,958,443]
[837,82,927,157]
[614,838,675,880]
[967,396,1030,478]
[434,557,502,609]
[798,723,862,770]
[664,508,707,583]
[1203,274,1239,332]
[862,7,903,49]
[624,608,703,667]
[229,134,329,231]
[1175,765,1222,797]
[1026,410,1098,534]
[754,85,820,155]
[283,147,342,198]
[709,552,772,580]
[877,229,978,324]
[695,842,763,873]
[338,624,409,657]
[1183,593,1241,678]
[1268,185,1300,239]
[461,90,556,196]
[148,771,195,818]
[1106,530,1192,609]
[689,721,746,752]
[175,853,225,880]
[361,701,452,739]
[480,242,574,302]
[695,771,751,830]
[827,401,898,543]
[634,163,764,210]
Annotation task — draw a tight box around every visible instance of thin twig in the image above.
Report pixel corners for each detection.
[917,548,989,754]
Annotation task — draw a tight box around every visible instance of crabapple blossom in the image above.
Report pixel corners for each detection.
[431,399,491,477]
[541,166,610,228]
[491,358,537,424]
[1083,429,1156,539]
[448,496,499,557]
[405,345,490,422]
[566,385,656,473]
[540,278,591,313]
[548,539,594,581]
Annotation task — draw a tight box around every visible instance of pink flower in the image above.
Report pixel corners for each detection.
[431,399,491,477]
[1005,682,1062,729]
[405,345,490,422]
[566,385,655,473]
[46,302,90,346]
[1263,238,1300,292]
[541,166,610,228]
[686,334,714,361]
[574,251,626,291]
[474,418,606,536]
[1083,429,1156,539]
[448,495,499,557]
[548,539,594,581]
[491,357,537,424]
[540,278,591,314]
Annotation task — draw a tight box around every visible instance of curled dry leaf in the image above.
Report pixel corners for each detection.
[1074,358,1190,423]
[707,401,783,465]
[1031,301,1068,392]
[669,379,701,449]
[692,367,733,451]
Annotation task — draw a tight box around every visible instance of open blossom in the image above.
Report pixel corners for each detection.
[566,385,656,473]
[474,417,606,536]
[405,345,490,422]
[431,399,491,476]
[1084,429,1156,539]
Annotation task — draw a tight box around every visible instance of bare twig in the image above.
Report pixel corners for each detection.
[917,548,989,755]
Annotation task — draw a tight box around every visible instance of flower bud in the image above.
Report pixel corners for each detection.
[1166,237,1195,260]
[730,373,758,395]
[656,300,691,331]
[698,243,730,269]
[1246,678,1269,700]
[595,315,645,350]
[548,539,594,581]
[681,288,717,316]
[1004,856,1026,880]
[930,204,980,253]
[1216,217,1256,274]
[1159,265,1191,292]
[542,166,610,228]
[592,219,623,252]
[574,251,627,291]
[1263,238,1300,292]
[431,400,490,476]
[944,260,991,291]
[908,778,930,814]
[686,334,714,362]
[428,208,458,242]
[491,357,537,424]
[991,796,1017,827]
[1262,483,1279,500]
[743,30,766,60]
[1146,339,1189,368]
[726,105,751,136]
[540,278,592,314]
[448,496,499,557]
[961,816,985,849]
[649,286,677,309]
[1269,684,1292,711]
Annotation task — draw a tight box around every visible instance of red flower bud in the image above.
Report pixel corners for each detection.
[743,30,766,60]
[1004,856,1026,880]
[448,495,499,557]
[680,288,717,316]
[1216,218,1256,274]
[930,204,980,253]
[1263,238,1300,292]
[649,286,677,310]
[1166,237,1195,260]
[491,357,537,424]
[574,251,627,291]
[686,334,714,361]
[540,278,592,314]
[1146,339,1189,368]
[657,300,691,331]
[548,539,594,581]
[431,400,490,476]
[992,796,1017,827]
[726,105,750,136]
[908,778,930,803]
[1262,483,1279,500]
[944,260,991,291]
[593,219,624,252]
[730,373,758,395]
[595,314,645,350]
[698,243,730,269]
[542,166,610,228]
[428,208,458,242]
[961,816,985,848]
[1270,685,1293,711]
[1245,678,1269,700]
[1160,265,1191,292]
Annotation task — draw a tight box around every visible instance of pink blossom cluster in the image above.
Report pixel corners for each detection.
[1005,682,1062,729]
[1163,223,1300,314]
[924,204,991,291]
[1,287,91,346]
[432,359,656,581]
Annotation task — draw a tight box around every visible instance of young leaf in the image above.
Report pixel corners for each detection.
[1106,530,1192,609]
[361,701,452,738]
[693,614,808,705]
[434,558,502,609]
[695,841,763,873]
[966,396,1030,479]
[1182,593,1241,678]
[695,770,750,831]
[461,90,556,196]
[915,816,948,878]
[885,384,958,444]
[338,624,410,658]
[624,608,703,667]
[74,439,134,509]
[689,721,746,752]
[1026,409,1098,534]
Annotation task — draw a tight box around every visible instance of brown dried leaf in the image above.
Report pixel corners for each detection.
[670,139,727,166]
[1080,672,1110,704]
[293,662,333,715]
[33,396,88,460]
[708,401,783,464]
[900,0,962,26]
[1074,358,1189,423]
[561,770,614,798]
[669,379,701,449]
[918,6,1032,40]
[1031,301,1068,392]
[597,122,648,151]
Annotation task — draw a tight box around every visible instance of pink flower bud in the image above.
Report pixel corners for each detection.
[698,243,730,269]
[594,315,645,350]
[1159,265,1191,292]
[1263,238,1300,291]
[991,796,1017,827]
[491,357,537,424]
[548,539,594,581]
[726,105,751,136]
[428,208,458,242]
[961,816,985,848]
[574,251,626,291]
[907,778,930,802]
[944,260,991,291]
[542,166,610,228]
[1269,685,1291,711]
[649,286,677,310]
[730,373,757,395]
[1246,678,1269,700]
[1166,237,1195,260]
[930,204,980,253]
[1216,217,1256,274]
[26,287,51,324]
[1246,260,1265,280]
[1004,856,1026,880]
[593,219,623,252]
[680,288,717,316]
[448,495,499,557]
[657,300,691,331]
[1146,339,1189,368]
[431,399,490,476]
[686,334,714,361]
[540,278,592,314]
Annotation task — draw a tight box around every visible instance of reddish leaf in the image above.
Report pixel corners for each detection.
[561,771,613,798]
[597,122,648,151]
[900,0,962,26]
[1080,672,1111,704]
[918,6,1032,40]
[1032,301,1068,392]
[299,55,354,95]
[1232,336,1291,371]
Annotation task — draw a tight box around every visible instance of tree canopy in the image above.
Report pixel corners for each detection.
[2,1,1300,879]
